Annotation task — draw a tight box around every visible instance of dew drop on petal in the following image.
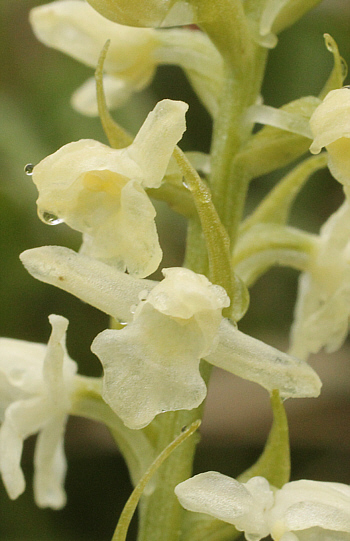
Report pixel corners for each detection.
[40,211,64,225]
[24,163,34,175]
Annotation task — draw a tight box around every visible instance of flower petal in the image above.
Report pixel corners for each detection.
[71,75,132,117]
[0,398,49,499]
[270,480,350,538]
[33,414,68,509]
[91,267,228,428]
[175,473,273,539]
[30,0,157,77]
[128,99,188,188]
[205,319,322,398]
[20,245,157,323]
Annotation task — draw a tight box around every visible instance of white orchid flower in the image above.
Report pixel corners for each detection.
[290,199,350,360]
[21,246,322,430]
[31,99,188,278]
[175,472,350,541]
[310,87,350,186]
[91,267,230,429]
[30,1,222,117]
[0,315,77,509]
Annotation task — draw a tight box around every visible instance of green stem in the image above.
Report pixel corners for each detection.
[209,47,268,244]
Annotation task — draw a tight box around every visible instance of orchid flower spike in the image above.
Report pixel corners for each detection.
[290,198,350,360]
[84,0,195,28]
[310,87,350,186]
[30,1,222,117]
[176,472,350,541]
[0,315,77,509]
[21,246,322,430]
[31,99,188,278]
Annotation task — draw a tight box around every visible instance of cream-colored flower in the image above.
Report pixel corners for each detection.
[30,1,222,117]
[84,0,195,28]
[31,99,188,278]
[0,315,77,509]
[176,473,350,541]
[91,267,230,429]
[310,87,350,185]
[21,246,322,429]
[290,199,350,360]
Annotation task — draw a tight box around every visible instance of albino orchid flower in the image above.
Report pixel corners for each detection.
[91,267,230,429]
[290,199,350,360]
[175,473,350,541]
[310,87,350,186]
[30,1,222,117]
[84,0,195,28]
[31,99,188,278]
[0,315,77,509]
[21,246,322,430]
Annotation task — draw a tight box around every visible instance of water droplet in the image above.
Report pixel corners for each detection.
[130,304,137,314]
[40,211,64,225]
[24,163,34,175]
[182,178,191,190]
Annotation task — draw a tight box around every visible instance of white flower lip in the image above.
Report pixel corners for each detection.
[91,267,229,429]
[31,99,188,278]
[0,315,77,509]
[175,473,350,541]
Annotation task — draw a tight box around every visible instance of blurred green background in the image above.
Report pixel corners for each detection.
[1,1,350,539]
